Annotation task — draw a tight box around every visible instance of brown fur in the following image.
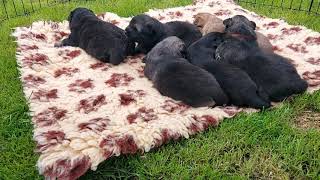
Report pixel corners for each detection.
[193,13,224,34]
[193,13,273,53]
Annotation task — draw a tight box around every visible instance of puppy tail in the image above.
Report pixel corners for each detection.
[109,48,125,65]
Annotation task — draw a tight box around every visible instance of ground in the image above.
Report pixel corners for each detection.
[0,0,319,179]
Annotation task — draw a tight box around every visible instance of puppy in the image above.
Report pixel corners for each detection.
[55,8,135,65]
[144,36,228,107]
[187,32,270,109]
[193,13,273,53]
[216,17,308,102]
[204,61,271,109]
[193,13,225,34]
[125,14,202,54]
[187,32,225,68]
[143,34,187,63]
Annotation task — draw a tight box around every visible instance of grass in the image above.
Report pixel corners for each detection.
[0,0,319,179]
[239,0,320,31]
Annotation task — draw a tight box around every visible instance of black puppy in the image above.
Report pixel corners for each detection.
[144,36,228,107]
[125,14,202,54]
[187,32,270,109]
[204,61,271,109]
[187,32,225,68]
[216,16,308,102]
[55,8,135,65]
[223,15,259,46]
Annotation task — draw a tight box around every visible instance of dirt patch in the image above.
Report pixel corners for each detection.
[294,110,320,130]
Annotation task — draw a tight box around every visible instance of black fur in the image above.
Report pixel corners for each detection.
[125,14,202,54]
[144,36,228,107]
[216,16,308,101]
[55,8,135,65]
[187,32,271,109]
[223,15,257,40]
[203,61,271,108]
[187,32,226,68]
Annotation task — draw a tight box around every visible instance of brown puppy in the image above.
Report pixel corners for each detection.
[193,13,225,34]
[193,13,273,53]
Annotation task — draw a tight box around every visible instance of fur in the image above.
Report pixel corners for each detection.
[125,14,202,54]
[187,32,225,68]
[194,13,273,53]
[187,32,271,108]
[144,36,228,107]
[216,16,308,101]
[204,61,271,108]
[193,13,225,34]
[55,8,135,65]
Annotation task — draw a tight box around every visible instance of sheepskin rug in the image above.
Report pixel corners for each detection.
[12,0,320,179]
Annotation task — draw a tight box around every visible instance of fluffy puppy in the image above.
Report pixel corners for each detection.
[216,19,308,101]
[187,32,225,68]
[204,61,271,109]
[193,13,273,53]
[125,14,202,54]
[143,35,187,63]
[193,13,225,34]
[144,36,228,107]
[55,8,135,65]
[187,32,270,109]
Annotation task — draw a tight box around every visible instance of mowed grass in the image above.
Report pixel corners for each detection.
[239,0,320,31]
[0,0,319,179]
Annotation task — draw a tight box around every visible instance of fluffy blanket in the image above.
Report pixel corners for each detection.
[12,0,320,179]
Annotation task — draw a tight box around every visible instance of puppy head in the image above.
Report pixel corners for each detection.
[68,7,95,28]
[193,13,212,29]
[223,15,256,38]
[144,36,187,63]
[125,14,165,44]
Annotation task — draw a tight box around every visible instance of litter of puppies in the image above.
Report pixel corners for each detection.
[56,8,308,109]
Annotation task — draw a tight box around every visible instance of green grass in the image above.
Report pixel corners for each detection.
[239,0,320,31]
[0,0,319,179]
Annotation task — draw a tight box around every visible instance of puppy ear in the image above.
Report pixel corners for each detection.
[223,18,232,28]
[250,21,256,30]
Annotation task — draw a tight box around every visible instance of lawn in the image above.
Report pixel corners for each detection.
[0,0,319,179]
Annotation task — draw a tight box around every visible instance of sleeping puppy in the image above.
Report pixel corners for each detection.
[193,13,273,53]
[216,16,308,102]
[187,32,270,109]
[144,36,228,107]
[125,14,202,54]
[187,32,225,68]
[193,13,225,34]
[143,34,187,63]
[204,61,271,109]
[55,8,135,65]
